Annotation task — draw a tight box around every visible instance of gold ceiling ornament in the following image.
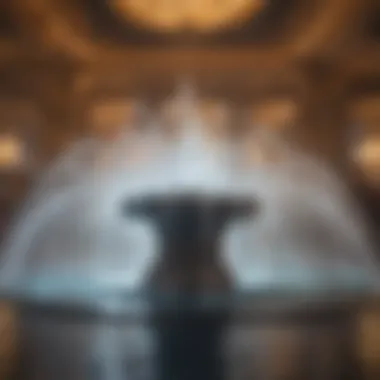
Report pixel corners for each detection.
[110,0,265,33]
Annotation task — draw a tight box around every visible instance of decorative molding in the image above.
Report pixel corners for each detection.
[4,0,372,65]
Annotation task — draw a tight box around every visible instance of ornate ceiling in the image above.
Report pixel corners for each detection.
[0,3,376,107]
[0,0,376,106]
[0,0,376,65]
[0,0,379,175]
[109,0,265,34]
[0,0,379,228]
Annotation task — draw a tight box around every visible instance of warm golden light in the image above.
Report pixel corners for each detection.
[354,137,380,185]
[356,139,380,163]
[0,135,24,169]
[251,99,298,131]
[90,100,135,141]
[110,0,264,33]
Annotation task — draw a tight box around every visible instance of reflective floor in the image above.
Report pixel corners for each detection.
[1,300,380,380]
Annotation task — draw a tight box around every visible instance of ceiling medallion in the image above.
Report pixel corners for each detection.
[110,0,265,33]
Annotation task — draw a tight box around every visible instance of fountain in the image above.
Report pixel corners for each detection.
[124,193,257,380]
[0,85,379,380]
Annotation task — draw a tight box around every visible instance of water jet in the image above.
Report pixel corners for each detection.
[0,86,379,380]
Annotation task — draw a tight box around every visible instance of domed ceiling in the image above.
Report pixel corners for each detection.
[0,0,378,232]
[0,1,378,187]
[108,0,265,34]
[0,0,370,53]
[84,0,303,45]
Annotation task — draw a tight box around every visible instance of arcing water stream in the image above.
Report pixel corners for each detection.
[0,86,378,302]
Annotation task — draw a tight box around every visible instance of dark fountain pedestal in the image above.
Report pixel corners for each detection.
[3,194,376,380]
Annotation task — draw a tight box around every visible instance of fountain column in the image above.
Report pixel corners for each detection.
[124,194,256,380]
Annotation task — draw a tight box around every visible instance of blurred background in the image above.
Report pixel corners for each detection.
[0,0,379,241]
[0,0,380,378]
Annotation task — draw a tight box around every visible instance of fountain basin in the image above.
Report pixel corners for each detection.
[2,193,378,380]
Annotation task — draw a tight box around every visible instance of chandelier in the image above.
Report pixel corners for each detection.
[109,0,264,33]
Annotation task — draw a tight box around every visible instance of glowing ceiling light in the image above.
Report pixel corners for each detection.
[354,137,380,185]
[355,138,380,165]
[0,135,25,169]
[110,0,264,33]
